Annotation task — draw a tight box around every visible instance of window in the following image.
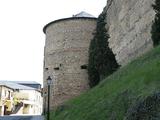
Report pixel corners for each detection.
[81,65,88,69]
[45,68,48,71]
[8,91,11,99]
[4,90,7,97]
[54,67,59,70]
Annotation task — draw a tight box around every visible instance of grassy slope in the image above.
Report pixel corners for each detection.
[51,46,160,120]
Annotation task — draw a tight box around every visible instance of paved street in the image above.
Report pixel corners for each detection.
[0,115,44,120]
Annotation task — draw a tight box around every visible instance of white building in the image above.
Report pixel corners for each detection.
[0,81,43,116]
[0,85,14,116]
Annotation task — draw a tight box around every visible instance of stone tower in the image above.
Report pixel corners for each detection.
[43,12,97,109]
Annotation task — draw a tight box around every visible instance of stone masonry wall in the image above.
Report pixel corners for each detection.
[105,0,155,65]
[43,18,96,109]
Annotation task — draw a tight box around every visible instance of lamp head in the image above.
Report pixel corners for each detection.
[47,76,52,85]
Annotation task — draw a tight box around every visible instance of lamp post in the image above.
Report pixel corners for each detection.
[43,92,47,115]
[47,76,52,120]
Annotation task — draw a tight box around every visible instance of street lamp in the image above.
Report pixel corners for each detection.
[47,76,52,120]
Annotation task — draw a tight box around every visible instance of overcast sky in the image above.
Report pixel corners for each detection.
[0,0,107,85]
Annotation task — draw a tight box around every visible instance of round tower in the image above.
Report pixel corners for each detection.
[43,12,97,109]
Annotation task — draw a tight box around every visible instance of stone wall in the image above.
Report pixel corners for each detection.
[105,0,155,65]
[43,18,97,108]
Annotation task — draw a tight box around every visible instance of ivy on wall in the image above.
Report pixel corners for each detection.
[151,0,160,46]
[88,10,120,88]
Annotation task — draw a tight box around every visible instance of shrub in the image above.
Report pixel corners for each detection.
[125,92,160,120]
[88,10,119,87]
[151,0,160,46]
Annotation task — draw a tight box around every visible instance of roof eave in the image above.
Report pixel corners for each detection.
[43,17,97,34]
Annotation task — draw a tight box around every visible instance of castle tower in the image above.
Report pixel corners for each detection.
[43,11,97,109]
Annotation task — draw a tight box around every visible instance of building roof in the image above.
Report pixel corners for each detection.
[0,81,36,90]
[10,81,40,85]
[73,11,95,18]
[43,11,97,33]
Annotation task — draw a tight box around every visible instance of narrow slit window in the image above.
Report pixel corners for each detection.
[54,67,59,70]
[81,65,87,69]
[45,68,48,71]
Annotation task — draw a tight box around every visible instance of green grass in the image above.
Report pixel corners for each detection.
[50,45,160,120]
